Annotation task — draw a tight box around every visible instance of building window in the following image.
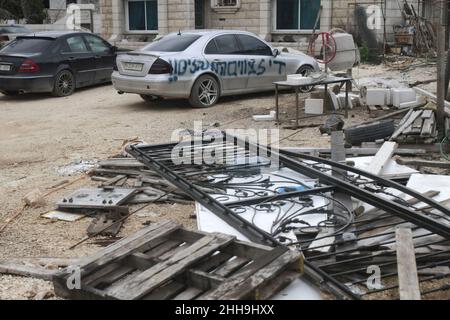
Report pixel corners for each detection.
[276,0,321,31]
[127,0,158,31]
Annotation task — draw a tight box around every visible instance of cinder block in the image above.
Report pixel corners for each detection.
[391,88,417,107]
[365,88,389,106]
[305,99,324,115]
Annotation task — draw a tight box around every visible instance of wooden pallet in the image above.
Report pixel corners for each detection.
[53,221,303,300]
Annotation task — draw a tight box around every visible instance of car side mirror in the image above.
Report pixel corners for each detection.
[273,49,280,57]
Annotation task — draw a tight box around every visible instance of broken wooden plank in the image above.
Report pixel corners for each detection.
[213,257,250,278]
[0,261,58,281]
[101,175,127,187]
[391,110,423,140]
[396,228,421,300]
[421,110,434,119]
[395,157,450,169]
[359,107,415,126]
[202,250,301,300]
[366,142,398,175]
[98,159,146,168]
[421,113,436,137]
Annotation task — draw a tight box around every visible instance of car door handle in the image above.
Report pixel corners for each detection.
[67,57,76,61]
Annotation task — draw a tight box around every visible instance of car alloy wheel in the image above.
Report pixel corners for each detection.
[198,79,218,106]
[53,70,75,97]
[297,65,314,93]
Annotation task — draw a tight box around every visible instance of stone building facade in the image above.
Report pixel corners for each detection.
[99,0,425,49]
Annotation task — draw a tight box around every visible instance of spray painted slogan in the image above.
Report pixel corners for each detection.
[167,58,287,82]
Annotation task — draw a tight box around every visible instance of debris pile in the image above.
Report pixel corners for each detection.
[119,132,450,300]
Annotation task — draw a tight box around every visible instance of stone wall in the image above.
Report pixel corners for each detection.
[99,0,113,39]
[100,0,413,49]
[167,0,195,32]
[206,0,262,35]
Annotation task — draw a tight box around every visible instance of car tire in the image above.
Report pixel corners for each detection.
[1,90,19,96]
[52,70,75,97]
[296,65,315,93]
[345,120,395,145]
[189,75,220,108]
[140,94,161,103]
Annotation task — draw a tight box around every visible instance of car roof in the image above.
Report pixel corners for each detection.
[168,29,258,37]
[18,31,91,39]
[0,24,28,27]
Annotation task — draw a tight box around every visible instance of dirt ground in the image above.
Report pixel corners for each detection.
[0,61,441,299]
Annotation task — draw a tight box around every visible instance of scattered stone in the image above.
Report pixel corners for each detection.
[23,189,46,208]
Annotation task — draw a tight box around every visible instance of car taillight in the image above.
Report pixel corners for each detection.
[149,58,173,74]
[19,59,40,73]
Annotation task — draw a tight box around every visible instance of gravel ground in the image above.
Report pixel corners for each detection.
[0,62,442,299]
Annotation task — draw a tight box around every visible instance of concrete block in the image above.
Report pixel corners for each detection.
[253,111,276,121]
[305,99,324,115]
[365,88,390,106]
[391,88,417,108]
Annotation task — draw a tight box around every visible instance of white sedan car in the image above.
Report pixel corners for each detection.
[112,30,319,108]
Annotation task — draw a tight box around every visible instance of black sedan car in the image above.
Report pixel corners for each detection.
[0,31,117,97]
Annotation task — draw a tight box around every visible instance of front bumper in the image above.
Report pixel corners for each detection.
[0,75,54,93]
[111,72,190,98]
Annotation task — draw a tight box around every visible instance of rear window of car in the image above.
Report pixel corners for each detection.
[143,34,201,52]
[0,38,53,54]
[0,26,30,34]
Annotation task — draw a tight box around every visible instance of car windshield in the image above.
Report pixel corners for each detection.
[143,34,201,52]
[0,38,53,54]
[1,26,30,34]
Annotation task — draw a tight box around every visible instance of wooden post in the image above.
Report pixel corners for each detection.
[436,0,448,139]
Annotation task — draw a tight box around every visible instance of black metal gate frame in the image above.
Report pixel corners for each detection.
[127,141,358,299]
[127,133,450,299]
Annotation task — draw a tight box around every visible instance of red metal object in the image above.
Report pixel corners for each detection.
[308,32,337,64]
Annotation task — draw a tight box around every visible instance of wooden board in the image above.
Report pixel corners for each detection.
[366,142,398,175]
[421,113,436,137]
[396,228,421,300]
[53,221,302,300]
